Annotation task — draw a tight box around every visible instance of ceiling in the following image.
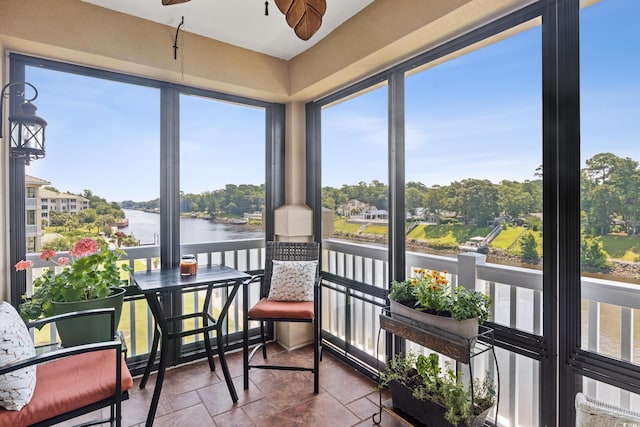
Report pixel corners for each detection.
[82,0,374,60]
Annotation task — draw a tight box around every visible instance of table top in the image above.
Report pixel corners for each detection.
[131,264,250,293]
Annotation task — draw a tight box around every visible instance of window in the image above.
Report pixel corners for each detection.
[179,93,265,245]
[11,53,282,365]
[578,0,640,409]
[406,21,543,335]
[319,82,390,366]
[26,210,36,226]
[24,63,160,250]
[309,4,554,424]
[322,84,389,246]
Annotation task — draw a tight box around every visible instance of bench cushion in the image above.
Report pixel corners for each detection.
[0,349,133,426]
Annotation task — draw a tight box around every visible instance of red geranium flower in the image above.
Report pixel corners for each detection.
[39,249,57,261]
[15,260,33,271]
[72,238,99,257]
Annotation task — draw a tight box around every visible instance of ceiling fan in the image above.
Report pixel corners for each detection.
[161,0,327,41]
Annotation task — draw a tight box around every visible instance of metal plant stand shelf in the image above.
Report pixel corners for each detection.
[373,308,500,426]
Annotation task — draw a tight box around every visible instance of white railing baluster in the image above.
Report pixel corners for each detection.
[588,300,600,352]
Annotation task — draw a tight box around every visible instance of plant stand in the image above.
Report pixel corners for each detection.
[373,308,500,427]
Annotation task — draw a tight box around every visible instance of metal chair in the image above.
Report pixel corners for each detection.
[243,241,321,393]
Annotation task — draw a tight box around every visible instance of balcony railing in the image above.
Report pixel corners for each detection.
[24,238,266,370]
[320,238,640,424]
[25,198,37,209]
[23,237,640,423]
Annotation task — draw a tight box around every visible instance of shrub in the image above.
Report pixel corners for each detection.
[519,231,539,264]
[581,235,611,272]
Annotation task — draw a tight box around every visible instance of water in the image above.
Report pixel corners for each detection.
[120,209,264,245]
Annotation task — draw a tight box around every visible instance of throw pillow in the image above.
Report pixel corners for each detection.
[0,302,36,411]
[267,260,318,302]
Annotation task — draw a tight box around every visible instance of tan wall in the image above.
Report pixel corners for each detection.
[0,0,530,101]
[288,0,531,101]
[0,0,289,102]
[285,102,306,205]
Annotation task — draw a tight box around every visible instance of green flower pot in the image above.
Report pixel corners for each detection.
[51,287,125,347]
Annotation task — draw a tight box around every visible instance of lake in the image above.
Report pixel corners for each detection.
[121,209,264,245]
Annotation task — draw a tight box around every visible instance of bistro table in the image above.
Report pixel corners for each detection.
[131,265,250,427]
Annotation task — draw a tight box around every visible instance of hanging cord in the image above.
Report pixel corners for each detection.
[264,1,269,16]
[173,16,185,60]
[180,20,185,81]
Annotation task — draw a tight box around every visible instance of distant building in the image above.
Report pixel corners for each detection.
[243,211,263,221]
[25,175,50,252]
[24,179,90,251]
[40,187,90,226]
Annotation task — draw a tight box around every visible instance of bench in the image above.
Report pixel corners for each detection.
[0,306,133,427]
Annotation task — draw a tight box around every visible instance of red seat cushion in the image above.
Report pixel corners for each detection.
[248,298,314,320]
[0,350,133,427]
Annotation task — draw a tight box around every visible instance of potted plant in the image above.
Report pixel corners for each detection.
[389,269,491,339]
[380,352,496,427]
[15,237,131,347]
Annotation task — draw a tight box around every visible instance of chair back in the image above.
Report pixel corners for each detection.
[262,241,320,298]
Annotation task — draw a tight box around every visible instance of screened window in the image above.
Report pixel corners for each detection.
[179,94,265,245]
[579,0,640,409]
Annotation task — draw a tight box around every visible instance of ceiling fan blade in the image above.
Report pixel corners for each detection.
[274,0,327,41]
[162,0,190,5]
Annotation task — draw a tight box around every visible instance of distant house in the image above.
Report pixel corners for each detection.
[424,212,439,224]
[362,209,388,220]
[347,208,389,224]
[337,199,370,217]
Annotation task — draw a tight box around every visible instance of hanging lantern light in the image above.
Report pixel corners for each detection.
[1,82,47,165]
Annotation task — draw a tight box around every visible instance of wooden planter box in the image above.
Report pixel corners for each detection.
[389,299,479,340]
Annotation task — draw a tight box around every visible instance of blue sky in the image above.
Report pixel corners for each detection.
[25,0,639,202]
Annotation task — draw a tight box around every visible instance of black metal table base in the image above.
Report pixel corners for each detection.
[132,266,249,427]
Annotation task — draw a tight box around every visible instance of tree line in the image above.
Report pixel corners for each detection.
[323,178,542,227]
[322,152,639,238]
[121,184,265,219]
[118,152,639,239]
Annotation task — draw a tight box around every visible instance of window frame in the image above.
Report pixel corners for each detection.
[8,52,284,311]
[305,1,613,425]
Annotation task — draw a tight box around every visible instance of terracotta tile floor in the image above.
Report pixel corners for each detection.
[61,343,409,426]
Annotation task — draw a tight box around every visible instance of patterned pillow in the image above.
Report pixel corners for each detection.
[0,302,36,411]
[267,260,318,301]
